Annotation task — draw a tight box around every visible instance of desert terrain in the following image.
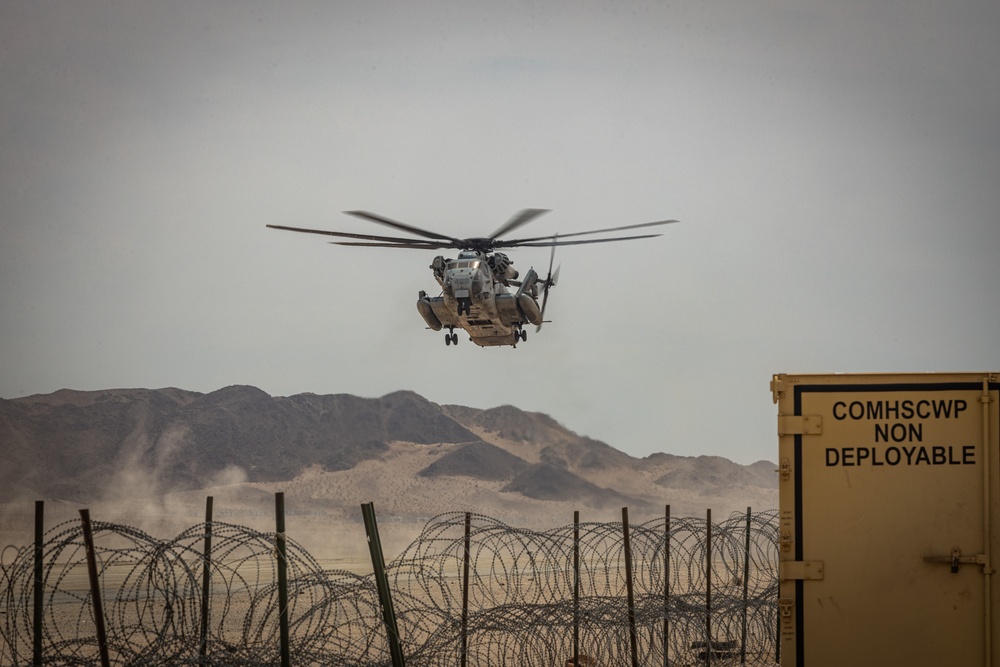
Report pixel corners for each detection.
[0,386,776,558]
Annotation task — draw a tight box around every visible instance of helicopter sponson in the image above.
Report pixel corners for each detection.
[416,293,536,347]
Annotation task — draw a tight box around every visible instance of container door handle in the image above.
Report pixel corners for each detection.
[924,548,986,573]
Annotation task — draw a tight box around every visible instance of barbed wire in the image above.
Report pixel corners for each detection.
[391,510,779,666]
[1,509,778,666]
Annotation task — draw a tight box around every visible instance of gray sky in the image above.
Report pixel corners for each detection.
[2,1,998,465]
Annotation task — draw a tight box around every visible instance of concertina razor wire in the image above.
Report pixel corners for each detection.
[1,509,779,666]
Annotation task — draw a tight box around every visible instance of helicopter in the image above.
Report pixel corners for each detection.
[267,209,676,347]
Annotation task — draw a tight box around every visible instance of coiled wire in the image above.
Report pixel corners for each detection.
[2,509,778,666]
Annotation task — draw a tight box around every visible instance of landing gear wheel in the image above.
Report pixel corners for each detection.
[445,333,452,346]
[519,329,527,342]
[445,332,458,346]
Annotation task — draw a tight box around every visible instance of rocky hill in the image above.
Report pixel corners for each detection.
[0,386,777,527]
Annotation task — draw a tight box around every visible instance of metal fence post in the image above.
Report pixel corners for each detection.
[622,507,639,667]
[461,512,471,667]
[573,510,580,667]
[706,508,712,667]
[362,502,406,667]
[741,506,751,665]
[33,500,44,667]
[79,509,111,667]
[199,496,214,665]
[664,504,671,667]
[275,493,290,667]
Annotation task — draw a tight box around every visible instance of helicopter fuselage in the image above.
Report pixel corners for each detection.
[416,251,541,347]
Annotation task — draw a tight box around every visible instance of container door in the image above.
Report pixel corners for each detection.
[775,375,999,667]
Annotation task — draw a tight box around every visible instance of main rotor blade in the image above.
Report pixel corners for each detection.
[488,208,551,240]
[344,210,459,243]
[499,232,665,248]
[331,241,454,249]
[503,218,678,245]
[267,224,441,245]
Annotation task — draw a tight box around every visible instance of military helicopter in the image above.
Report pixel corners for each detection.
[267,209,676,347]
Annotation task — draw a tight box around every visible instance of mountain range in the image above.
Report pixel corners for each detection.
[0,386,777,525]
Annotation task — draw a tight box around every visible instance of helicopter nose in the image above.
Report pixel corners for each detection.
[451,273,471,299]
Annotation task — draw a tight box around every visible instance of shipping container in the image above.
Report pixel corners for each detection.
[771,373,999,666]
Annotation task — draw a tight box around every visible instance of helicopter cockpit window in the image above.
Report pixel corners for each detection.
[450,260,481,270]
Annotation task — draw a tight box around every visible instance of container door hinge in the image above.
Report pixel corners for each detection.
[779,528,793,553]
[781,560,825,581]
[770,376,785,404]
[770,375,797,404]
[777,414,822,436]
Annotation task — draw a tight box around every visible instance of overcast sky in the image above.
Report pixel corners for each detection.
[2,1,998,465]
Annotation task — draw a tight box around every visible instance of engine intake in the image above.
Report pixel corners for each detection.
[488,253,518,282]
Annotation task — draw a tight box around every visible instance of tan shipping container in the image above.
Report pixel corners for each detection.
[771,373,999,667]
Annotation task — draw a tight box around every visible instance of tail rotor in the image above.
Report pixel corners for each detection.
[537,237,560,332]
